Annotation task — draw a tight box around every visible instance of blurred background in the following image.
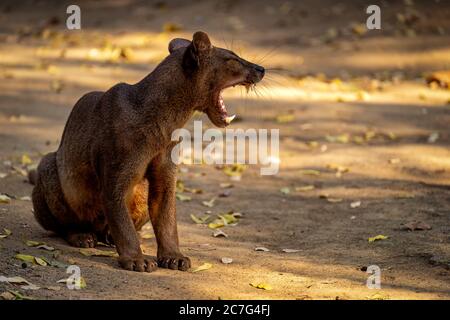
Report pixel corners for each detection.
[0,0,449,300]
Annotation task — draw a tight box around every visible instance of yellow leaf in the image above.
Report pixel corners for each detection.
[326,134,349,144]
[0,228,12,238]
[21,154,32,165]
[219,213,238,225]
[219,183,233,188]
[15,254,36,263]
[57,276,87,289]
[34,257,48,266]
[275,114,295,123]
[176,180,185,192]
[202,198,216,208]
[0,194,11,204]
[223,164,247,177]
[367,293,389,300]
[25,240,43,247]
[79,248,118,257]
[295,185,315,192]
[365,131,376,141]
[190,214,210,224]
[250,282,273,290]
[184,187,203,194]
[0,276,31,285]
[280,187,290,195]
[176,193,191,202]
[141,233,154,239]
[191,263,212,273]
[306,141,319,149]
[299,169,321,176]
[368,235,388,243]
[208,221,225,229]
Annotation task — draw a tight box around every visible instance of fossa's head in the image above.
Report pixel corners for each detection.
[169,31,265,127]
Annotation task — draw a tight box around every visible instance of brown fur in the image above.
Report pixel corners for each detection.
[30,31,264,272]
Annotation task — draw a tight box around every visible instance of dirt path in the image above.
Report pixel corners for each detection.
[0,0,449,299]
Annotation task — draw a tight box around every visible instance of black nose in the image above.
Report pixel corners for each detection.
[255,65,265,75]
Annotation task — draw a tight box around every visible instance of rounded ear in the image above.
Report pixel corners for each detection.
[182,31,212,75]
[192,31,212,55]
[168,38,191,53]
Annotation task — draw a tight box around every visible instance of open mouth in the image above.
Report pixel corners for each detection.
[207,80,254,128]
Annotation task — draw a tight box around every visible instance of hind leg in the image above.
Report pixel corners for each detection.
[32,152,97,248]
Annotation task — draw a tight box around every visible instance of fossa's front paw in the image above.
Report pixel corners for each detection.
[157,254,191,271]
[66,232,97,248]
[119,255,158,272]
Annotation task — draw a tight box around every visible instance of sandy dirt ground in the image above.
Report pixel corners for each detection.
[0,0,449,300]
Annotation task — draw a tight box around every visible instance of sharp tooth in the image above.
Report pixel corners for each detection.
[225,114,236,124]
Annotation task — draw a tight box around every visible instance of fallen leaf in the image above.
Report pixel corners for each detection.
[219,183,233,188]
[231,212,243,218]
[0,276,31,285]
[50,79,63,93]
[221,257,233,264]
[57,277,87,289]
[327,197,343,203]
[223,164,247,177]
[295,185,315,192]
[367,293,389,300]
[21,154,32,165]
[306,141,319,149]
[275,114,295,123]
[25,240,43,247]
[176,193,191,202]
[326,134,349,144]
[0,194,11,204]
[427,132,439,143]
[202,197,216,208]
[299,169,321,176]
[79,248,118,257]
[368,235,388,243]
[213,229,228,238]
[219,213,238,225]
[208,212,239,229]
[282,249,301,253]
[250,282,272,290]
[5,290,34,300]
[0,228,12,238]
[351,23,367,36]
[15,254,36,264]
[208,221,225,229]
[191,263,212,273]
[34,257,48,266]
[141,233,154,239]
[19,196,31,201]
[255,247,270,252]
[37,244,55,251]
[350,201,361,208]
[402,221,431,231]
[190,214,210,224]
[21,284,40,290]
[0,291,15,300]
[184,187,203,194]
[280,187,290,195]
